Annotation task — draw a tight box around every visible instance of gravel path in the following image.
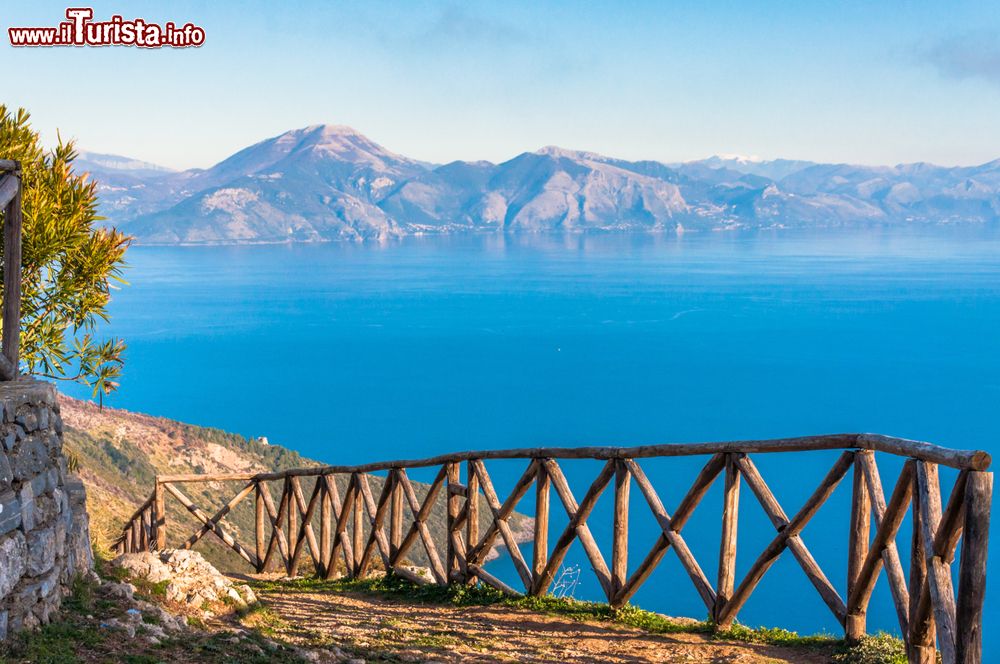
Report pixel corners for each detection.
[259,586,835,663]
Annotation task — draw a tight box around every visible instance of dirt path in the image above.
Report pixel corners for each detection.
[259,587,835,663]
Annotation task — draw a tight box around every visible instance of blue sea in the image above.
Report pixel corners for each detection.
[65,228,1000,650]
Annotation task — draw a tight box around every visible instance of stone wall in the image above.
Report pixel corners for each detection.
[0,378,92,640]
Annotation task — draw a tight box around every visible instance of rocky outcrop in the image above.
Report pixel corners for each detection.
[0,378,92,640]
[114,549,256,610]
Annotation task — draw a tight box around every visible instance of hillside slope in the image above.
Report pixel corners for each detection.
[60,396,521,573]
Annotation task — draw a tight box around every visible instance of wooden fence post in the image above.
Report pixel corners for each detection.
[956,471,991,664]
[319,477,331,578]
[466,460,479,585]
[255,481,267,572]
[715,453,740,622]
[284,478,296,576]
[445,462,462,582]
[352,474,364,576]
[909,467,936,664]
[153,481,166,551]
[1,165,22,381]
[532,460,550,593]
[131,517,140,553]
[389,470,403,564]
[611,458,631,606]
[846,451,871,640]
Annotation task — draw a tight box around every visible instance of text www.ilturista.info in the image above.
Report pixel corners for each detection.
[8,8,205,48]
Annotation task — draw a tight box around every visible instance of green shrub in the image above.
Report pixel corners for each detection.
[833,633,908,664]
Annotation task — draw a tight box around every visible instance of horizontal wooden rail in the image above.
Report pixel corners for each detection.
[155,434,990,485]
[118,436,992,664]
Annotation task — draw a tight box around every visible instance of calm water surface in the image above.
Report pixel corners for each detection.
[65,229,1000,649]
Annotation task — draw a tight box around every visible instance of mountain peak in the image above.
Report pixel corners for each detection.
[302,123,364,137]
[274,124,415,166]
[535,145,609,162]
[710,153,764,164]
[273,124,365,146]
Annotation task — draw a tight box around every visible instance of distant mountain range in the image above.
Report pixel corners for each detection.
[80,126,1000,244]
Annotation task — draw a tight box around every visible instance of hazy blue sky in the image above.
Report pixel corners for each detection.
[3,1,1000,170]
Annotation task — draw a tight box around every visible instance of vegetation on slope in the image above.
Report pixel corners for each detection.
[61,395,526,572]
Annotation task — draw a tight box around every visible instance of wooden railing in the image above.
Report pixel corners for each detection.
[0,159,22,380]
[115,433,993,664]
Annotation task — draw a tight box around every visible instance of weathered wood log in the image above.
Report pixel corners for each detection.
[909,473,936,664]
[389,471,403,561]
[285,478,297,575]
[0,172,20,347]
[319,480,331,577]
[915,462,957,664]
[397,468,448,584]
[180,481,256,551]
[468,460,538,567]
[447,531,469,583]
[153,482,166,550]
[131,516,140,552]
[846,452,872,640]
[673,454,727,530]
[352,474,364,575]
[611,459,631,603]
[717,452,853,628]
[392,564,433,587]
[288,477,323,576]
[357,472,394,574]
[858,453,911,636]
[0,160,20,173]
[534,459,614,599]
[857,434,990,472]
[847,460,914,627]
[733,454,849,626]
[446,463,462,580]
[156,432,988,485]
[909,465,971,663]
[956,471,991,664]
[162,482,258,568]
[123,493,155,538]
[452,500,469,532]
[255,482,267,572]
[141,509,151,550]
[716,454,740,621]
[936,471,969,563]
[0,175,18,211]
[465,460,480,585]
[620,458,716,611]
[472,459,534,591]
[329,474,358,579]
[259,481,291,571]
[390,466,444,568]
[468,564,522,597]
[533,461,550,585]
